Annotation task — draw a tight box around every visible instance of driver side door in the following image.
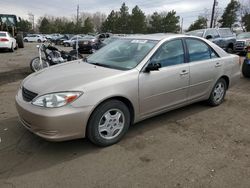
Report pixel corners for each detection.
[139,39,190,118]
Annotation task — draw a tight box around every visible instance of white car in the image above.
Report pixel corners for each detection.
[23,34,47,43]
[0,31,17,52]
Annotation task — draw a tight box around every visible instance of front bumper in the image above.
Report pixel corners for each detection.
[15,89,93,141]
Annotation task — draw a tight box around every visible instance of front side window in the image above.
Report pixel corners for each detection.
[186,38,218,62]
[205,29,220,38]
[150,39,185,67]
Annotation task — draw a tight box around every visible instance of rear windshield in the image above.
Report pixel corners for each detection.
[0,33,7,37]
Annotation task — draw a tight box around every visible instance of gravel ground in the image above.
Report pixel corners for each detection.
[0,44,249,188]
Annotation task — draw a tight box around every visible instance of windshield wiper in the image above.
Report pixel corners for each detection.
[90,62,113,68]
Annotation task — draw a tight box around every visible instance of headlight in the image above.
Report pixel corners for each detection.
[32,91,82,108]
[246,40,250,47]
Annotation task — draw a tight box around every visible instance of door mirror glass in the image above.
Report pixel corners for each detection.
[145,63,161,72]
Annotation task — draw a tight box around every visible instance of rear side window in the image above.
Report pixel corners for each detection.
[186,38,218,62]
[0,33,7,37]
[151,39,185,67]
[218,29,233,37]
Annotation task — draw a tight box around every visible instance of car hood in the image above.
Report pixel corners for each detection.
[23,60,123,95]
[236,38,250,42]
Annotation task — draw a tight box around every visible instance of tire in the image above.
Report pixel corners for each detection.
[24,39,28,42]
[64,43,69,47]
[9,43,14,52]
[16,34,24,48]
[242,59,250,78]
[226,44,234,54]
[37,39,42,43]
[87,100,131,147]
[69,50,83,60]
[30,57,50,72]
[207,78,227,106]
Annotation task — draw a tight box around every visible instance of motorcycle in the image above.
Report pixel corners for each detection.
[30,43,83,72]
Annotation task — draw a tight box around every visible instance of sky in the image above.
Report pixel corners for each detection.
[0,0,242,29]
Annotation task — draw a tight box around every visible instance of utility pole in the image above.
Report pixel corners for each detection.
[28,13,35,31]
[210,0,217,28]
[180,17,183,33]
[76,4,79,25]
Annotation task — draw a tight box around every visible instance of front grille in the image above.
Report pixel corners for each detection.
[22,87,38,102]
[235,41,245,48]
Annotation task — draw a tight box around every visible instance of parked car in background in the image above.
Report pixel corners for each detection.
[23,34,47,43]
[97,33,112,41]
[73,35,100,53]
[235,32,250,54]
[0,31,17,52]
[63,35,83,47]
[51,34,74,45]
[16,34,240,146]
[187,28,236,53]
[99,36,121,48]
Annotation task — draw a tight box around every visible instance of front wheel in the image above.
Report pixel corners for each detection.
[87,100,131,147]
[30,57,50,72]
[242,59,250,78]
[207,78,227,106]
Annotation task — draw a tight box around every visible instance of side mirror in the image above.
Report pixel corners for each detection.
[145,63,161,72]
[206,35,213,40]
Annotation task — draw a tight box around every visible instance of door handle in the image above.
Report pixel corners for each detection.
[180,70,189,76]
[215,62,222,67]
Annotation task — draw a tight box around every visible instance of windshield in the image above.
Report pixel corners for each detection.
[187,30,205,37]
[86,38,158,70]
[237,32,250,39]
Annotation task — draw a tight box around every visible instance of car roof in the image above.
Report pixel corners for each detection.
[0,31,8,34]
[124,33,186,41]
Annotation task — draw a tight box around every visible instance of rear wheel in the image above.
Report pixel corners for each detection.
[37,39,42,43]
[207,78,227,106]
[87,100,131,147]
[30,57,50,72]
[16,34,24,48]
[9,43,14,52]
[64,43,69,47]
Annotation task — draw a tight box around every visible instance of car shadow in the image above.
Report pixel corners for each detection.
[0,101,210,180]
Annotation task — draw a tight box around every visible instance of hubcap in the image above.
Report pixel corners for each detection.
[98,109,125,140]
[213,82,225,103]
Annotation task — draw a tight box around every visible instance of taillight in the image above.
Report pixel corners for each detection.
[0,38,9,42]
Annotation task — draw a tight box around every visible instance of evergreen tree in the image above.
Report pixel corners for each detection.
[187,16,208,31]
[83,17,94,33]
[39,17,51,34]
[219,0,240,28]
[130,5,147,34]
[101,10,118,33]
[17,19,32,32]
[162,10,180,33]
[149,12,163,33]
[242,13,250,31]
[116,2,130,33]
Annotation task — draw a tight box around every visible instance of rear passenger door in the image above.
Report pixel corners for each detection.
[185,38,222,102]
